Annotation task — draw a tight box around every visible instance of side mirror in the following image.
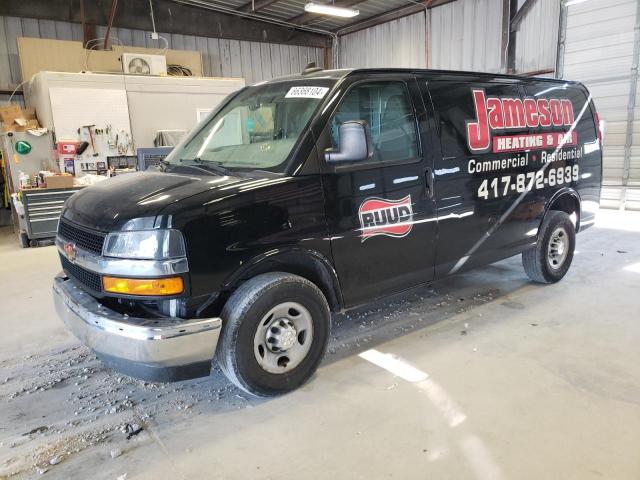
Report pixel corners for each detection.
[325,120,373,164]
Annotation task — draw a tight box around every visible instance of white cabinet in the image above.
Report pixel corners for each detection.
[25,71,245,174]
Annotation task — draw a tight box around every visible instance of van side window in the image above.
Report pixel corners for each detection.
[330,82,419,163]
[522,83,597,143]
[429,81,524,158]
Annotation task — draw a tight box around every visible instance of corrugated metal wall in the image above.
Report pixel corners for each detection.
[0,15,325,93]
[0,17,85,93]
[338,12,427,69]
[338,0,560,75]
[514,0,560,74]
[3,1,561,89]
[338,0,505,73]
[560,0,640,210]
[429,0,504,72]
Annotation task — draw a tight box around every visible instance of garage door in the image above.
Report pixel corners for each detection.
[560,0,640,210]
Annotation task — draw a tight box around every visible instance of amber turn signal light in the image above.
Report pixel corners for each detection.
[102,276,184,296]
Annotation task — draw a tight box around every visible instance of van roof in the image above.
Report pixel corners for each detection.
[272,67,580,86]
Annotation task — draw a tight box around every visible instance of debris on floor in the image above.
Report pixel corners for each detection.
[123,423,143,440]
[0,344,252,478]
[23,426,49,436]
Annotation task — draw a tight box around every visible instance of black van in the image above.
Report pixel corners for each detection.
[53,68,603,396]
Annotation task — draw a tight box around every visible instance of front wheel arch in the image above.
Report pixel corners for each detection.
[223,248,343,313]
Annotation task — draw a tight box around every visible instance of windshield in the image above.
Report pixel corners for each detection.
[166,79,336,174]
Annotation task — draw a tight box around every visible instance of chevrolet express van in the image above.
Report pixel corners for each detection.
[53,68,603,396]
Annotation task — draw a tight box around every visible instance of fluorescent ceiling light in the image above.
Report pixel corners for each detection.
[304,2,360,18]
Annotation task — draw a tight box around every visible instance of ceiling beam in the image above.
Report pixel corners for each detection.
[510,0,537,32]
[103,0,118,49]
[507,0,518,72]
[237,0,281,13]
[0,0,330,47]
[288,0,365,25]
[500,0,510,71]
[335,0,455,36]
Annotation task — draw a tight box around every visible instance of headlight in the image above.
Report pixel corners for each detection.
[103,229,186,260]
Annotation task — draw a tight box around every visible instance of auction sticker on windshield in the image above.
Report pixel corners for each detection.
[285,86,330,98]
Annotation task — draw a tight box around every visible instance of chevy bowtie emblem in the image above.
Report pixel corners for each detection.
[63,242,77,262]
[358,195,414,241]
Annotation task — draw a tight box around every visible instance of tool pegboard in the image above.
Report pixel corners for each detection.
[49,87,134,176]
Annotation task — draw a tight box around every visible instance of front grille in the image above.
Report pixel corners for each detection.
[60,254,103,293]
[58,219,105,255]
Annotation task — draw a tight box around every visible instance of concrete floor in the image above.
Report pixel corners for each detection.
[0,209,639,480]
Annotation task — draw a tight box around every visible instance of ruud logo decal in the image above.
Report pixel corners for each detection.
[466,89,577,154]
[358,195,413,241]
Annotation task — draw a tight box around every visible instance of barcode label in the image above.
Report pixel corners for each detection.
[285,86,329,99]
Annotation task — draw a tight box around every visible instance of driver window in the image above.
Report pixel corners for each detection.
[330,82,419,163]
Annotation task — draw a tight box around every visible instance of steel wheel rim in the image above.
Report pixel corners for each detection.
[253,301,314,374]
[547,226,569,270]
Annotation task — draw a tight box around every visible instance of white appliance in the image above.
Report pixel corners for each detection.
[122,74,245,148]
[24,72,245,163]
[121,53,167,76]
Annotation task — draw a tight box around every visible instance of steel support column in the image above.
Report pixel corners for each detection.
[555,0,568,79]
[621,0,640,210]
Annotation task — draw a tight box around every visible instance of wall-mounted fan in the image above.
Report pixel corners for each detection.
[128,57,151,74]
[121,53,167,76]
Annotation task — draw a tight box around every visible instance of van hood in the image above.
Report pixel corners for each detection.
[63,171,259,231]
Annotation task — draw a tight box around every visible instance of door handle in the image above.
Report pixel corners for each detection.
[424,168,434,198]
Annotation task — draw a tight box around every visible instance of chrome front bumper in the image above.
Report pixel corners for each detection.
[53,275,222,382]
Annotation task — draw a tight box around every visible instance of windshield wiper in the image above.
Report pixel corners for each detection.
[180,158,235,176]
[240,168,281,178]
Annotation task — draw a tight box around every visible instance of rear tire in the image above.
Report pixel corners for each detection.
[522,210,575,283]
[216,272,330,397]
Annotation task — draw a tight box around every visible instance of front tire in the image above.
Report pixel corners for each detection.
[522,210,575,283]
[216,272,330,397]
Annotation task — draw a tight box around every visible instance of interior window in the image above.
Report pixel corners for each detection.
[330,82,419,163]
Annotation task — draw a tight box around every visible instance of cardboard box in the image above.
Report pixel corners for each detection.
[1,121,41,133]
[0,104,22,123]
[0,104,40,132]
[45,175,74,189]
